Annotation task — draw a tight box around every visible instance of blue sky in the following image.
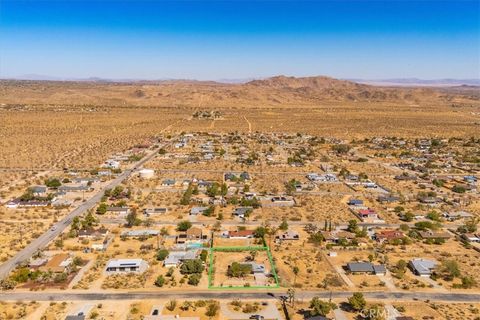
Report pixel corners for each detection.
[1,0,479,80]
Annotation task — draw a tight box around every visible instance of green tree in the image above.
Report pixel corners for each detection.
[155,275,165,287]
[309,232,324,245]
[452,185,466,193]
[177,220,192,231]
[347,220,359,233]
[348,292,366,311]
[227,262,252,277]
[438,260,460,280]
[96,203,107,215]
[180,184,193,205]
[156,249,169,261]
[279,219,289,231]
[188,273,201,286]
[45,178,61,189]
[180,259,203,274]
[309,297,337,317]
[254,226,267,238]
[205,302,220,318]
[126,210,140,227]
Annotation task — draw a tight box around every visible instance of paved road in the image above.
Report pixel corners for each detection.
[0,147,162,280]
[0,290,479,303]
[98,217,461,231]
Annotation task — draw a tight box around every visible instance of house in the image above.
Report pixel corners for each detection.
[346,174,359,182]
[161,179,176,187]
[191,194,210,205]
[103,160,120,169]
[346,262,386,275]
[307,173,338,182]
[39,253,73,273]
[228,230,255,239]
[357,208,378,220]
[409,258,437,276]
[143,207,168,216]
[164,250,199,268]
[106,206,130,216]
[5,200,20,208]
[418,230,451,240]
[265,196,295,207]
[73,177,99,184]
[394,174,417,181]
[31,185,48,196]
[176,232,188,244]
[210,196,226,206]
[276,230,300,241]
[6,199,50,208]
[461,233,480,243]
[243,192,257,200]
[121,230,159,238]
[91,237,110,252]
[52,199,72,207]
[238,262,266,274]
[347,199,363,206]
[442,211,473,221]
[186,227,203,240]
[362,181,378,189]
[105,259,148,274]
[78,228,109,240]
[233,206,253,218]
[190,206,208,215]
[464,175,477,184]
[374,230,404,243]
[197,180,213,191]
[418,196,441,205]
[58,184,90,193]
[224,172,250,181]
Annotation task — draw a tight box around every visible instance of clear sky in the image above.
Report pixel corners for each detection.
[1,0,479,80]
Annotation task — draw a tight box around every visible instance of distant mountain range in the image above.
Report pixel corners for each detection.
[350,78,480,87]
[3,74,479,87]
[2,74,479,109]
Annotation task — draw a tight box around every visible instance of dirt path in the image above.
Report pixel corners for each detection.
[377,272,397,291]
[69,259,94,289]
[26,302,48,320]
[243,116,252,133]
[333,308,348,320]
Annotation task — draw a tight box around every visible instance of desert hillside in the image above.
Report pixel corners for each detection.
[0,76,478,168]
[0,75,478,108]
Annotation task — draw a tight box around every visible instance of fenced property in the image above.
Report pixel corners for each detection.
[208,245,280,289]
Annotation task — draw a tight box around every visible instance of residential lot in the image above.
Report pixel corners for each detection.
[0,130,478,320]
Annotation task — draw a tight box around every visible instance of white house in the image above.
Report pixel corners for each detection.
[105,259,148,274]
